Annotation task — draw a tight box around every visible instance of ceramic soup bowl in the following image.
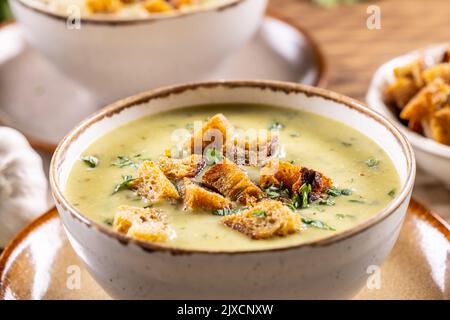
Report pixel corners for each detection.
[10,0,267,103]
[50,80,415,299]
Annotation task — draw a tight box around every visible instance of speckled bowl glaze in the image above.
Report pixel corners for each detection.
[50,81,415,299]
[10,0,267,103]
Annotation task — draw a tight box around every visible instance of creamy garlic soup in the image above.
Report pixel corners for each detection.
[24,0,230,18]
[65,104,400,251]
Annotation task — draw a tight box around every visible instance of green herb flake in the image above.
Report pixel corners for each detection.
[365,158,380,167]
[103,218,114,226]
[290,132,301,137]
[185,123,194,131]
[301,217,335,231]
[212,208,244,216]
[325,187,352,197]
[318,197,336,206]
[113,175,136,194]
[251,210,267,218]
[264,185,281,199]
[205,147,223,165]
[341,141,352,147]
[388,189,396,197]
[340,188,353,196]
[268,122,285,131]
[112,155,135,168]
[335,214,356,220]
[349,199,366,204]
[81,155,99,168]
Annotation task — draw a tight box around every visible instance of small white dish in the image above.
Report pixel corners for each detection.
[366,44,450,189]
[0,17,326,153]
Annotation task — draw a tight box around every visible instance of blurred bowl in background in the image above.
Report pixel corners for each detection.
[10,0,267,103]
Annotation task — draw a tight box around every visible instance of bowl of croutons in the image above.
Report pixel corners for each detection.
[10,0,267,103]
[367,44,450,189]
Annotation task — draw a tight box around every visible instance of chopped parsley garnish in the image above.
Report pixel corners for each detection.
[81,155,99,168]
[335,214,356,220]
[290,132,301,137]
[251,210,267,218]
[388,189,396,197]
[103,218,113,226]
[365,158,380,167]
[112,155,134,168]
[288,183,311,210]
[205,148,223,165]
[318,197,336,206]
[341,142,352,147]
[212,208,244,216]
[268,122,285,131]
[185,123,194,131]
[326,187,353,197]
[113,175,135,194]
[349,199,366,204]
[301,217,335,231]
[263,185,281,199]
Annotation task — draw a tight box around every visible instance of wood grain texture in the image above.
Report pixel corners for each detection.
[269,0,450,223]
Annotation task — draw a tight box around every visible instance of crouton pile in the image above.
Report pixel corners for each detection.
[112,113,334,242]
[86,0,211,14]
[384,49,450,146]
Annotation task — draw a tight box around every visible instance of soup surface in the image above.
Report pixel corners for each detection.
[65,104,400,251]
[24,0,229,18]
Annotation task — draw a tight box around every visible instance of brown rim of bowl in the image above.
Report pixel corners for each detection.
[49,80,416,255]
[1,198,447,296]
[0,14,327,154]
[12,0,246,25]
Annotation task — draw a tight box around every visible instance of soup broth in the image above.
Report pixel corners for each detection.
[65,104,400,251]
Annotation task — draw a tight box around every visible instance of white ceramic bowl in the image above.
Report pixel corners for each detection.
[10,0,267,103]
[366,44,450,189]
[50,81,415,299]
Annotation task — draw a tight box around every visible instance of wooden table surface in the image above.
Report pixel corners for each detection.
[269,0,450,223]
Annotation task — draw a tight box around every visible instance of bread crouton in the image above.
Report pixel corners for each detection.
[181,178,231,211]
[158,154,205,180]
[400,78,450,130]
[260,160,332,197]
[429,107,450,145]
[393,59,425,87]
[184,114,235,154]
[422,63,450,84]
[142,0,173,13]
[133,161,180,202]
[86,0,122,13]
[384,78,420,109]
[113,206,175,242]
[202,159,264,205]
[224,130,279,166]
[221,200,301,239]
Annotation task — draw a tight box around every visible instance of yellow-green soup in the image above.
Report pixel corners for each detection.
[65,104,400,251]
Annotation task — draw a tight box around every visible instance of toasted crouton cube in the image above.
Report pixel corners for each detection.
[86,0,122,13]
[384,78,420,109]
[202,159,264,205]
[422,63,450,84]
[429,107,450,145]
[158,155,206,180]
[182,178,231,211]
[142,0,173,13]
[133,161,180,202]
[393,59,425,87]
[184,114,235,154]
[260,160,332,197]
[221,200,301,239]
[400,78,450,125]
[113,206,175,242]
[225,130,279,166]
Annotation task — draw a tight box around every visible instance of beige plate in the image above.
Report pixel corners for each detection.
[0,199,448,300]
[0,14,326,154]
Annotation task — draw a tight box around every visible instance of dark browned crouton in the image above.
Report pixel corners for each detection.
[184,113,235,154]
[260,160,332,197]
[224,130,279,166]
[181,178,231,211]
[202,159,264,205]
[132,161,180,202]
[158,154,205,180]
[113,205,175,242]
[221,200,301,239]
